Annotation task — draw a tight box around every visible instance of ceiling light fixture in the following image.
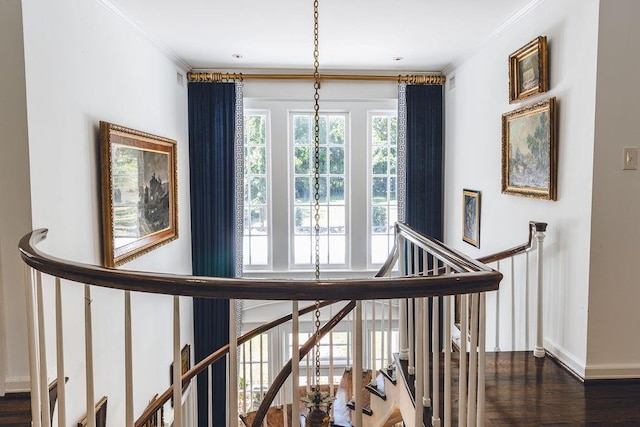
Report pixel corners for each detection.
[231,53,243,59]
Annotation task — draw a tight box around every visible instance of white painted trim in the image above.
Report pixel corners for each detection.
[442,0,546,75]
[95,0,191,71]
[5,376,31,393]
[584,363,640,380]
[543,338,586,379]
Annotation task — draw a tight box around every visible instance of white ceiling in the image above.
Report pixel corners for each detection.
[107,0,537,72]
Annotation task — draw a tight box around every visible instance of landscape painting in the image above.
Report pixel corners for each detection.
[509,36,548,103]
[100,122,178,267]
[502,97,557,200]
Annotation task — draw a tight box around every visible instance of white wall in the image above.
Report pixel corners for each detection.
[0,0,33,395]
[444,0,600,375]
[586,0,640,379]
[18,0,193,424]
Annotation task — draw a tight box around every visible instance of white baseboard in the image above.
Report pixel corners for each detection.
[4,376,30,393]
[543,338,586,379]
[584,363,640,380]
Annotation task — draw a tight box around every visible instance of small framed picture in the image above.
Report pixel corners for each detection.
[502,97,557,200]
[509,36,548,103]
[462,189,480,248]
[99,121,178,267]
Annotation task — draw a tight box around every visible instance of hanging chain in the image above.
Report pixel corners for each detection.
[312,0,322,393]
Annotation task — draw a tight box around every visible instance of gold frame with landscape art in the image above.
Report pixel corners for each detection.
[100,121,178,267]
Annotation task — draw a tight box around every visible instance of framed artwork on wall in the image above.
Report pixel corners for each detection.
[502,97,557,200]
[462,189,481,248]
[100,121,178,267]
[509,36,548,103]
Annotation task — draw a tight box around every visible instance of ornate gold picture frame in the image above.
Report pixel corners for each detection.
[462,189,480,248]
[502,97,557,200]
[100,122,178,267]
[509,36,548,103]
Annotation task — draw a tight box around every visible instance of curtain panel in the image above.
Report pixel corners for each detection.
[188,81,241,427]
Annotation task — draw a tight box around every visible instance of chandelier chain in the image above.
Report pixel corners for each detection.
[312,0,322,394]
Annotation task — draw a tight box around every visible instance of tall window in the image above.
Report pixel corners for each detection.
[370,113,398,265]
[291,113,347,267]
[243,112,270,267]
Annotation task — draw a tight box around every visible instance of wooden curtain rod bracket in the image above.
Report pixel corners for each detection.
[187,71,445,85]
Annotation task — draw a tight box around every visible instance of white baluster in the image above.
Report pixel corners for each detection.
[432,295,440,427]
[414,296,423,427]
[84,285,96,427]
[444,294,451,427]
[467,294,479,427]
[208,366,213,427]
[124,291,133,427]
[242,342,247,414]
[260,332,264,413]
[477,293,486,427]
[534,226,546,358]
[525,252,530,349]
[423,296,430,408]
[23,267,41,427]
[292,301,300,427]
[173,296,182,427]
[387,299,392,367]
[354,301,363,427]
[495,261,500,352]
[459,294,468,427]
[408,245,416,375]
[230,299,238,427]
[399,237,409,360]
[371,300,376,379]
[283,383,288,427]
[511,257,515,350]
[35,273,51,427]
[55,277,66,427]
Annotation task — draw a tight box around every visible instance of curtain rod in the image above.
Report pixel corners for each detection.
[187,72,445,85]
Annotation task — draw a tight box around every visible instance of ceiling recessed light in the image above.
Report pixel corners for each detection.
[392,56,404,61]
[232,54,243,59]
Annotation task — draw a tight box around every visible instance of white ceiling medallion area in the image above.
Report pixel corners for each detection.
[97,0,543,72]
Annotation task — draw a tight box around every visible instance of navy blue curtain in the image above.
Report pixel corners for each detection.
[188,82,237,427]
[405,84,444,351]
[405,84,444,240]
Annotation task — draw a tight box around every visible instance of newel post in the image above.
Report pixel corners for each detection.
[533,222,548,358]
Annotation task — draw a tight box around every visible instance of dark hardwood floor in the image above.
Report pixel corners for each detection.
[398,351,640,426]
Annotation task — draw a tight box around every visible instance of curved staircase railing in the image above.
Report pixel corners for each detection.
[18,222,512,427]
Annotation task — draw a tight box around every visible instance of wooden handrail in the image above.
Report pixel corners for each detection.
[477,221,547,264]
[134,300,340,426]
[19,229,502,301]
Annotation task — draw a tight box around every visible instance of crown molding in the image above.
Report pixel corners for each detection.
[442,0,546,75]
[96,0,191,71]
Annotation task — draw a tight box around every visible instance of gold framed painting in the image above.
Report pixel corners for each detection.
[509,36,548,103]
[462,189,480,248]
[100,121,178,267]
[502,97,557,200]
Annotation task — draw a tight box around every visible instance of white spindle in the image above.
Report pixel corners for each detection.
[467,294,479,427]
[124,291,133,427]
[534,227,546,358]
[459,294,468,427]
[380,300,385,368]
[173,296,182,427]
[208,366,213,427]
[23,267,41,427]
[444,295,452,427]
[477,293,486,427]
[399,237,409,360]
[292,301,300,427]
[511,257,515,350]
[35,273,51,427]
[414,297,424,427]
[329,304,335,402]
[84,284,96,427]
[525,252,530,349]
[283,383,288,427]
[495,260,500,352]
[432,295,440,427]
[230,299,238,427]
[408,245,416,375]
[354,301,363,427]
[55,277,66,427]
[387,299,392,367]
[260,333,265,410]
[249,339,254,409]
[371,300,376,378]
[422,296,430,408]
[242,343,247,413]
